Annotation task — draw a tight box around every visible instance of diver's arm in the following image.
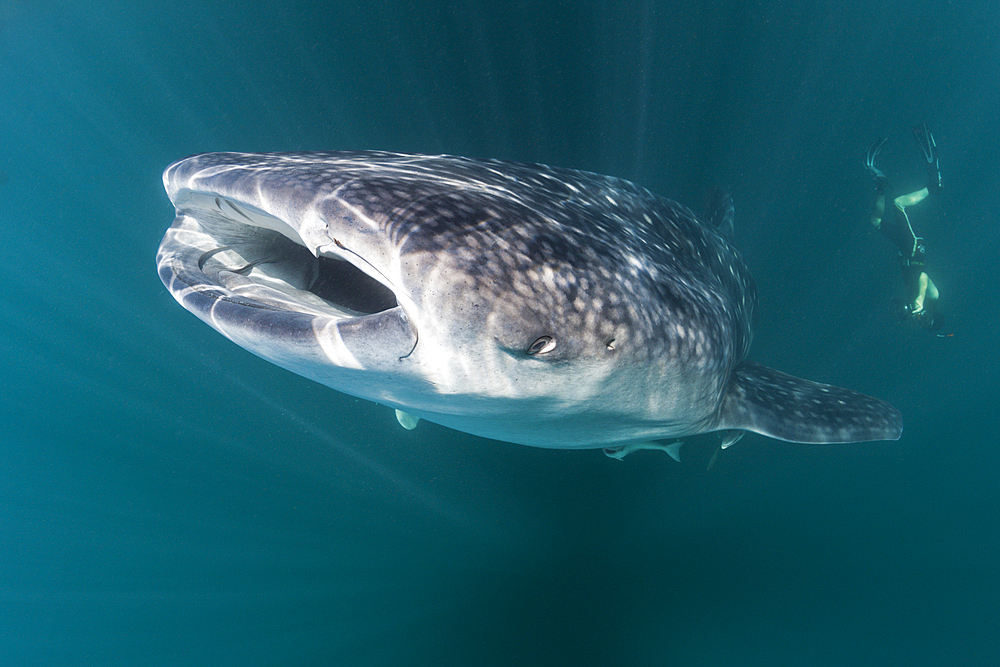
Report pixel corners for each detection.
[913,272,930,313]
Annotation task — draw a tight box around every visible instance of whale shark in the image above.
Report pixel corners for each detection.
[157,151,901,457]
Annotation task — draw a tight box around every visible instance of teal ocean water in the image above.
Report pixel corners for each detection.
[2,1,997,665]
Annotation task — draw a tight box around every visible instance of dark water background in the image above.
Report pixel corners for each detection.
[2,1,998,664]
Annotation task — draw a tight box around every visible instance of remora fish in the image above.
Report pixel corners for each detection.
[156,152,901,456]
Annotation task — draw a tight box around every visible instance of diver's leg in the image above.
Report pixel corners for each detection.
[891,198,925,258]
[895,187,929,208]
[870,193,886,229]
[866,138,889,228]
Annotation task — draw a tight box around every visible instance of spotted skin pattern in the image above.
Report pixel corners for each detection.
[158,152,901,449]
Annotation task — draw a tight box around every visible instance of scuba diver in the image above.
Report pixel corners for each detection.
[865,122,946,333]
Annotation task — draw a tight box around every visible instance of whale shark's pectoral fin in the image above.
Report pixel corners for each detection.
[706,431,743,471]
[604,440,683,462]
[395,409,420,430]
[719,362,903,443]
[719,429,744,449]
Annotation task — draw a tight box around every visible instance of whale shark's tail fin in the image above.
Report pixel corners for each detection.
[718,362,902,443]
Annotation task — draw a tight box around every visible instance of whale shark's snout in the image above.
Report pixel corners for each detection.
[157,151,901,453]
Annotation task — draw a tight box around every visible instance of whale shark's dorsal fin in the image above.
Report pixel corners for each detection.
[719,362,903,443]
[706,189,735,241]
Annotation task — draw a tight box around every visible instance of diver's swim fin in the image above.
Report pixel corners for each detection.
[912,122,937,163]
[865,137,887,181]
[912,122,942,191]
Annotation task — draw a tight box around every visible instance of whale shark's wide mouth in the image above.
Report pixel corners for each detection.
[173,192,398,320]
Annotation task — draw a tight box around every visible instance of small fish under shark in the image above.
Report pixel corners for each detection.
[157,151,901,461]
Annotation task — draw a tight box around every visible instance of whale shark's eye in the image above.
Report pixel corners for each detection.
[527,335,556,355]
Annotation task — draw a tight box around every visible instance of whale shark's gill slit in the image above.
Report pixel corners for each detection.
[224,198,255,222]
[197,245,232,272]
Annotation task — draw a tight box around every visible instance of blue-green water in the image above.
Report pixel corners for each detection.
[2,1,997,665]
